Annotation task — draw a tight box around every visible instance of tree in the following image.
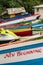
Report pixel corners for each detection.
[5,0,22,8]
[15,0,41,14]
[0,5,4,14]
[0,0,42,14]
[0,0,7,14]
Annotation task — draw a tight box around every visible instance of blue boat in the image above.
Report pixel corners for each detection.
[3,13,31,21]
[32,23,43,28]
[0,14,40,27]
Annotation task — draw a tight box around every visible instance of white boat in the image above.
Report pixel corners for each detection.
[0,14,40,27]
[0,37,43,65]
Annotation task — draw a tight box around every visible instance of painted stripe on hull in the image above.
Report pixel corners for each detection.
[0,42,43,54]
[13,30,32,36]
[32,23,43,28]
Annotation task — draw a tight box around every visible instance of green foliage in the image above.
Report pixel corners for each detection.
[40,19,43,23]
[0,0,43,14]
[0,5,4,14]
[7,0,21,7]
[15,0,41,14]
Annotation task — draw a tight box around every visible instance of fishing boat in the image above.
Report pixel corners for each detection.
[6,22,43,36]
[10,27,32,36]
[0,14,40,36]
[0,14,40,27]
[32,23,43,28]
[32,23,43,34]
[0,28,19,44]
[0,33,43,65]
[0,20,32,36]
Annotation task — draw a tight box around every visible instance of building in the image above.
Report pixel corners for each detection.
[34,4,43,19]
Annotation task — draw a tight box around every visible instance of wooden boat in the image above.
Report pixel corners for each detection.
[0,21,31,29]
[11,28,32,36]
[0,33,43,65]
[0,25,32,36]
[32,23,43,34]
[32,22,43,27]
[10,23,43,36]
[0,14,40,27]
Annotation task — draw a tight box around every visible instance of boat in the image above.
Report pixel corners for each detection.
[0,13,40,36]
[6,22,43,36]
[10,27,32,36]
[0,21,32,36]
[0,14,40,27]
[32,23,43,28]
[32,23,43,35]
[0,28,19,44]
[0,33,43,65]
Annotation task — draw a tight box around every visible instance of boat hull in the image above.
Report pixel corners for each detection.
[11,28,32,36]
[0,40,12,44]
[12,30,32,36]
[0,14,40,27]
[0,39,43,65]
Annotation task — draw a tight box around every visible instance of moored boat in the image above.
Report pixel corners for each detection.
[11,27,32,36]
[0,14,40,27]
[0,33,43,65]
